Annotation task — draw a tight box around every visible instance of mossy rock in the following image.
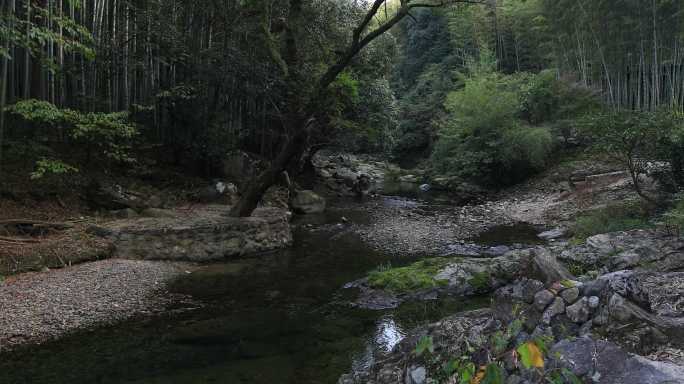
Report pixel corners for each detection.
[468,271,492,292]
[367,258,451,293]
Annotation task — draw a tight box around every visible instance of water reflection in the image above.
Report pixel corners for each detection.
[375,315,405,353]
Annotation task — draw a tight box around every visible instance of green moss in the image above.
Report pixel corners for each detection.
[367,258,451,293]
[571,201,653,242]
[468,271,491,291]
[663,194,684,232]
[565,261,592,277]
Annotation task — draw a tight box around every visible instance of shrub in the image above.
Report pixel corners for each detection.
[431,69,555,187]
[576,109,684,202]
[5,100,138,172]
[572,202,653,242]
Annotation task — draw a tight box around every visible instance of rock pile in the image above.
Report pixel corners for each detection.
[341,273,684,384]
[313,152,388,196]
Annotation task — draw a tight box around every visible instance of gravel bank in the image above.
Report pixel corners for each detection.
[0,259,193,351]
[355,196,513,255]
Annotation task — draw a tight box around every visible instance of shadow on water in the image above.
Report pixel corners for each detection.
[0,204,487,384]
[468,223,545,246]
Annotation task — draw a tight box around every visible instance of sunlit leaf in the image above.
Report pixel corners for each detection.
[516,341,544,369]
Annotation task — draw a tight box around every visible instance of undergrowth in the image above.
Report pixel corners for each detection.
[571,201,653,242]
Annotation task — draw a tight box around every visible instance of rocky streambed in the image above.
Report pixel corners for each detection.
[340,228,684,384]
[1,154,682,384]
[0,197,500,384]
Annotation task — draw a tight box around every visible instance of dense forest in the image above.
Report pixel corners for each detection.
[2,0,684,211]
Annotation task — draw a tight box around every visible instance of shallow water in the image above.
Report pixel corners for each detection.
[0,202,486,384]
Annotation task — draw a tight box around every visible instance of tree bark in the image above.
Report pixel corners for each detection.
[229,120,309,217]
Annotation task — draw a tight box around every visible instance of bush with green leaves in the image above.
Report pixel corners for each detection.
[577,109,684,201]
[327,74,399,154]
[5,100,138,171]
[430,67,555,187]
[30,158,79,180]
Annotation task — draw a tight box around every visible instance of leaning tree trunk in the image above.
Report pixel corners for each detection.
[229,121,309,217]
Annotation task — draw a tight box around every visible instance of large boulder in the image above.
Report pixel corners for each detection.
[434,249,533,296]
[559,229,684,272]
[89,206,292,261]
[552,336,684,384]
[290,190,326,214]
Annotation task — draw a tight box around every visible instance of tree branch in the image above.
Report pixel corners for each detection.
[317,0,484,91]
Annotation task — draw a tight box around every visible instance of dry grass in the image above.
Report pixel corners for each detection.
[0,225,113,276]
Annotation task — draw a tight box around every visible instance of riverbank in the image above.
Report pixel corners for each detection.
[0,259,196,351]
[353,157,641,256]
[0,152,676,383]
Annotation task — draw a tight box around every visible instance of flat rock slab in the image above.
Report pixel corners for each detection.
[90,205,293,261]
[553,336,684,384]
[560,229,684,272]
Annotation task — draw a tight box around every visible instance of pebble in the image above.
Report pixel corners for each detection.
[0,259,191,351]
[588,296,600,309]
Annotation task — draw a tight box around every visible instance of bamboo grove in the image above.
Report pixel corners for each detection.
[2,0,684,213]
[448,0,684,112]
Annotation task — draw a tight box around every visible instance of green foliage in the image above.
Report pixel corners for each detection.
[415,335,435,357]
[6,100,138,171]
[577,110,670,161]
[367,258,450,293]
[433,316,580,384]
[481,363,505,384]
[520,70,601,126]
[5,99,64,125]
[30,159,79,180]
[572,202,653,242]
[331,77,399,154]
[565,261,593,277]
[578,110,684,197]
[332,72,360,104]
[0,4,95,62]
[66,110,137,164]
[468,271,491,292]
[430,66,556,187]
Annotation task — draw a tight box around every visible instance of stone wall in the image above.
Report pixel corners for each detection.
[90,206,292,262]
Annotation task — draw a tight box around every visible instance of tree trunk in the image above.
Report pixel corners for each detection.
[229,120,309,217]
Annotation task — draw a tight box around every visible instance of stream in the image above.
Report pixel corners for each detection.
[0,195,539,384]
